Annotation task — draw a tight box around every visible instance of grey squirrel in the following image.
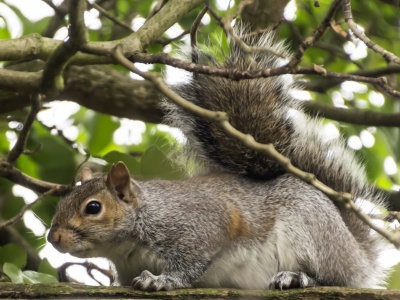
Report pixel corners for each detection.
[48,28,389,290]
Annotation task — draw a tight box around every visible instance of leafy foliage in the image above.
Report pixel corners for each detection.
[0,244,57,283]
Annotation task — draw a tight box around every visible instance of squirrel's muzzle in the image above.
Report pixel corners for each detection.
[47,228,62,251]
[47,228,61,246]
[47,227,73,254]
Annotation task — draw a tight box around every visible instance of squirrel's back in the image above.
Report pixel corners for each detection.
[163,26,388,277]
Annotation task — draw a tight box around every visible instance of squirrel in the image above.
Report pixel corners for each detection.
[48,27,389,291]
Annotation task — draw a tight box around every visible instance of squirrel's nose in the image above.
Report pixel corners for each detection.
[47,228,62,246]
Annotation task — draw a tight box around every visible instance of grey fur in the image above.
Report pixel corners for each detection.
[49,27,389,291]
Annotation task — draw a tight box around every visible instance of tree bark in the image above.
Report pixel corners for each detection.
[241,0,290,30]
[0,283,399,299]
[1,63,163,124]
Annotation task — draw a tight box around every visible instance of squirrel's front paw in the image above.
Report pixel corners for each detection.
[131,270,173,291]
[267,271,317,290]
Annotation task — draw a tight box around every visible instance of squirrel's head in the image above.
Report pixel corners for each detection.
[47,162,140,258]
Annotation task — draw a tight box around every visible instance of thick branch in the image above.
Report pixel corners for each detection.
[0,0,205,65]
[0,64,162,123]
[0,68,42,93]
[3,63,400,129]
[41,0,87,95]
[303,101,400,127]
[241,0,289,30]
[0,283,400,298]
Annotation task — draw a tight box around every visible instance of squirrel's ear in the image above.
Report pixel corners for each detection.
[106,162,131,200]
[80,167,94,184]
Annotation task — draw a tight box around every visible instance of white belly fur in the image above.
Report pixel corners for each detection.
[197,220,299,289]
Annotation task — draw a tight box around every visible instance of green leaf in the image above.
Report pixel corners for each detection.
[0,243,27,269]
[0,196,25,221]
[103,150,141,175]
[86,113,120,155]
[29,123,76,184]
[3,263,24,284]
[38,258,58,281]
[22,271,58,283]
[3,263,58,284]
[140,145,185,180]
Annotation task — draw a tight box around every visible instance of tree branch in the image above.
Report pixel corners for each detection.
[191,6,208,48]
[241,0,290,30]
[1,284,400,299]
[0,160,72,196]
[302,65,400,93]
[0,64,163,123]
[288,0,344,69]
[343,0,400,65]
[0,68,42,93]
[0,0,205,65]
[146,0,169,22]
[6,94,42,164]
[86,0,133,33]
[0,187,56,230]
[41,0,88,95]
[302,101,400,127]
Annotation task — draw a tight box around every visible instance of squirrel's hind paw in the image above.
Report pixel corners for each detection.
[131,270,173,291]
[267,271,317,290]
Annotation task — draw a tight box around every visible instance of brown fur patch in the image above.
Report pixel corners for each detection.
[227,203,249,240]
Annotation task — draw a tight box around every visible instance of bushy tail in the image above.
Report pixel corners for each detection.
[163,26,389,287]
[163,26,387,210]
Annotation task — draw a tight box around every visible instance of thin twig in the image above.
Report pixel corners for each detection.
[156,29,191,47]
[85,0,192,47]
[72,153,90,186]
[232,0,253,19]
[7,94,42,164]
[369,211,400,222]
[146,0,169,22]
[86,0,134,33]
[191,6,208,48]
[0,187,57,230]
[343,0,400,65]
[288,0,344,70]
[111,45,400,249]
[23,144,42,156]
[0,159,73,196]
[131,52,400,99]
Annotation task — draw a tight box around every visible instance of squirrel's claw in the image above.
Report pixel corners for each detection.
[131,270,172,292]
[267,271,317,290]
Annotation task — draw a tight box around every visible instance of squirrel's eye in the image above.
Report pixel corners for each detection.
[85,201,102,215]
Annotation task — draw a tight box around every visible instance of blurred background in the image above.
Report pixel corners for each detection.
[1,0,400,288]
